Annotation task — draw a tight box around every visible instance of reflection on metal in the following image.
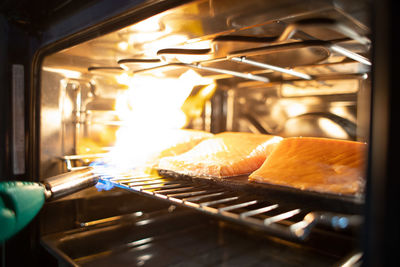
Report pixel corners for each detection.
[117,58,162,70]
[204,100,212,132]
[339,252,363,267]
[61,154,108,172]
[190,63,270,83]
[79,211,144,227]
[264,209,301,225]
[231,56,312,80]
[330,45,371,66]
[290,18,371,46]
[87,66,125,74]
[298,112,357,140]
[43,167,99,200]
[226,89,235,131]
[277,18,371,65]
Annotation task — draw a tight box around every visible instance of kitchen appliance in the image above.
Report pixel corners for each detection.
[1,0,398,266]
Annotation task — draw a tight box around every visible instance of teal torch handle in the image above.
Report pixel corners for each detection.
[0,167,99,242]
[0,181,45,242]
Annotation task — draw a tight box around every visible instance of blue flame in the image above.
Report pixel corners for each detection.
[90,160,116,191]
[90,159,139,192]
[95,179,115,191]
[89,159,108,168]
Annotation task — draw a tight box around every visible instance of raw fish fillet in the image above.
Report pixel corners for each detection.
[249,137,367,195]
[150,129,214,167]
[158,132,283,178]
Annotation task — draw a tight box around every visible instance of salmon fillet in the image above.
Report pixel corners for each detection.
[158,132,283,178]
[249,137,367,195]
[150,129,214,167]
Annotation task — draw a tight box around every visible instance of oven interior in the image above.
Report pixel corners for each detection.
[37,0,370,265]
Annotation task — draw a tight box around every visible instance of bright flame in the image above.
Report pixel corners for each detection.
[116,73,132,85]
[107,70,215,171]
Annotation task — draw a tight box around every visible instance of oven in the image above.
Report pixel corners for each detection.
[0,0,398,266]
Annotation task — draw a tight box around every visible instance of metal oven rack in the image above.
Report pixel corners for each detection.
[89,18,371,86]
[105,173,363,242]
[61,154,362,242]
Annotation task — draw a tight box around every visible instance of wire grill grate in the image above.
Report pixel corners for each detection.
[103,174,362,242]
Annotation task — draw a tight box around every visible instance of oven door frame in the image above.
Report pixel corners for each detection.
[1,0,399,266]
[364,0,400,266]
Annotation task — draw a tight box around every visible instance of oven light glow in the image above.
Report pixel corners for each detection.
[116,73,132,85]
[318,118,349,139]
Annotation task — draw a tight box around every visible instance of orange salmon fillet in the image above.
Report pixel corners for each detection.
[158,132,283,178]
[150,129,214,167]
[249,137,367,195]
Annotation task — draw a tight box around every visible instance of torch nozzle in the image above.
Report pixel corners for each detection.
[43,167,99,200]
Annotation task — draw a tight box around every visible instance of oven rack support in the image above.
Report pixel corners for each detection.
[61,154,108,172]
[100,174,363,242]
[106,18,370,84]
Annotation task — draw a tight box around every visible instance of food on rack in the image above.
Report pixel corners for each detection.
[249,137,367,195]
[150,129,214,167]
[158,132,283,178]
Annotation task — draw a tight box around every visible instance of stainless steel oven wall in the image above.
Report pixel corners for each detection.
[216,76,371,141]
[40,62,121,178]
[39,0,372,179]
